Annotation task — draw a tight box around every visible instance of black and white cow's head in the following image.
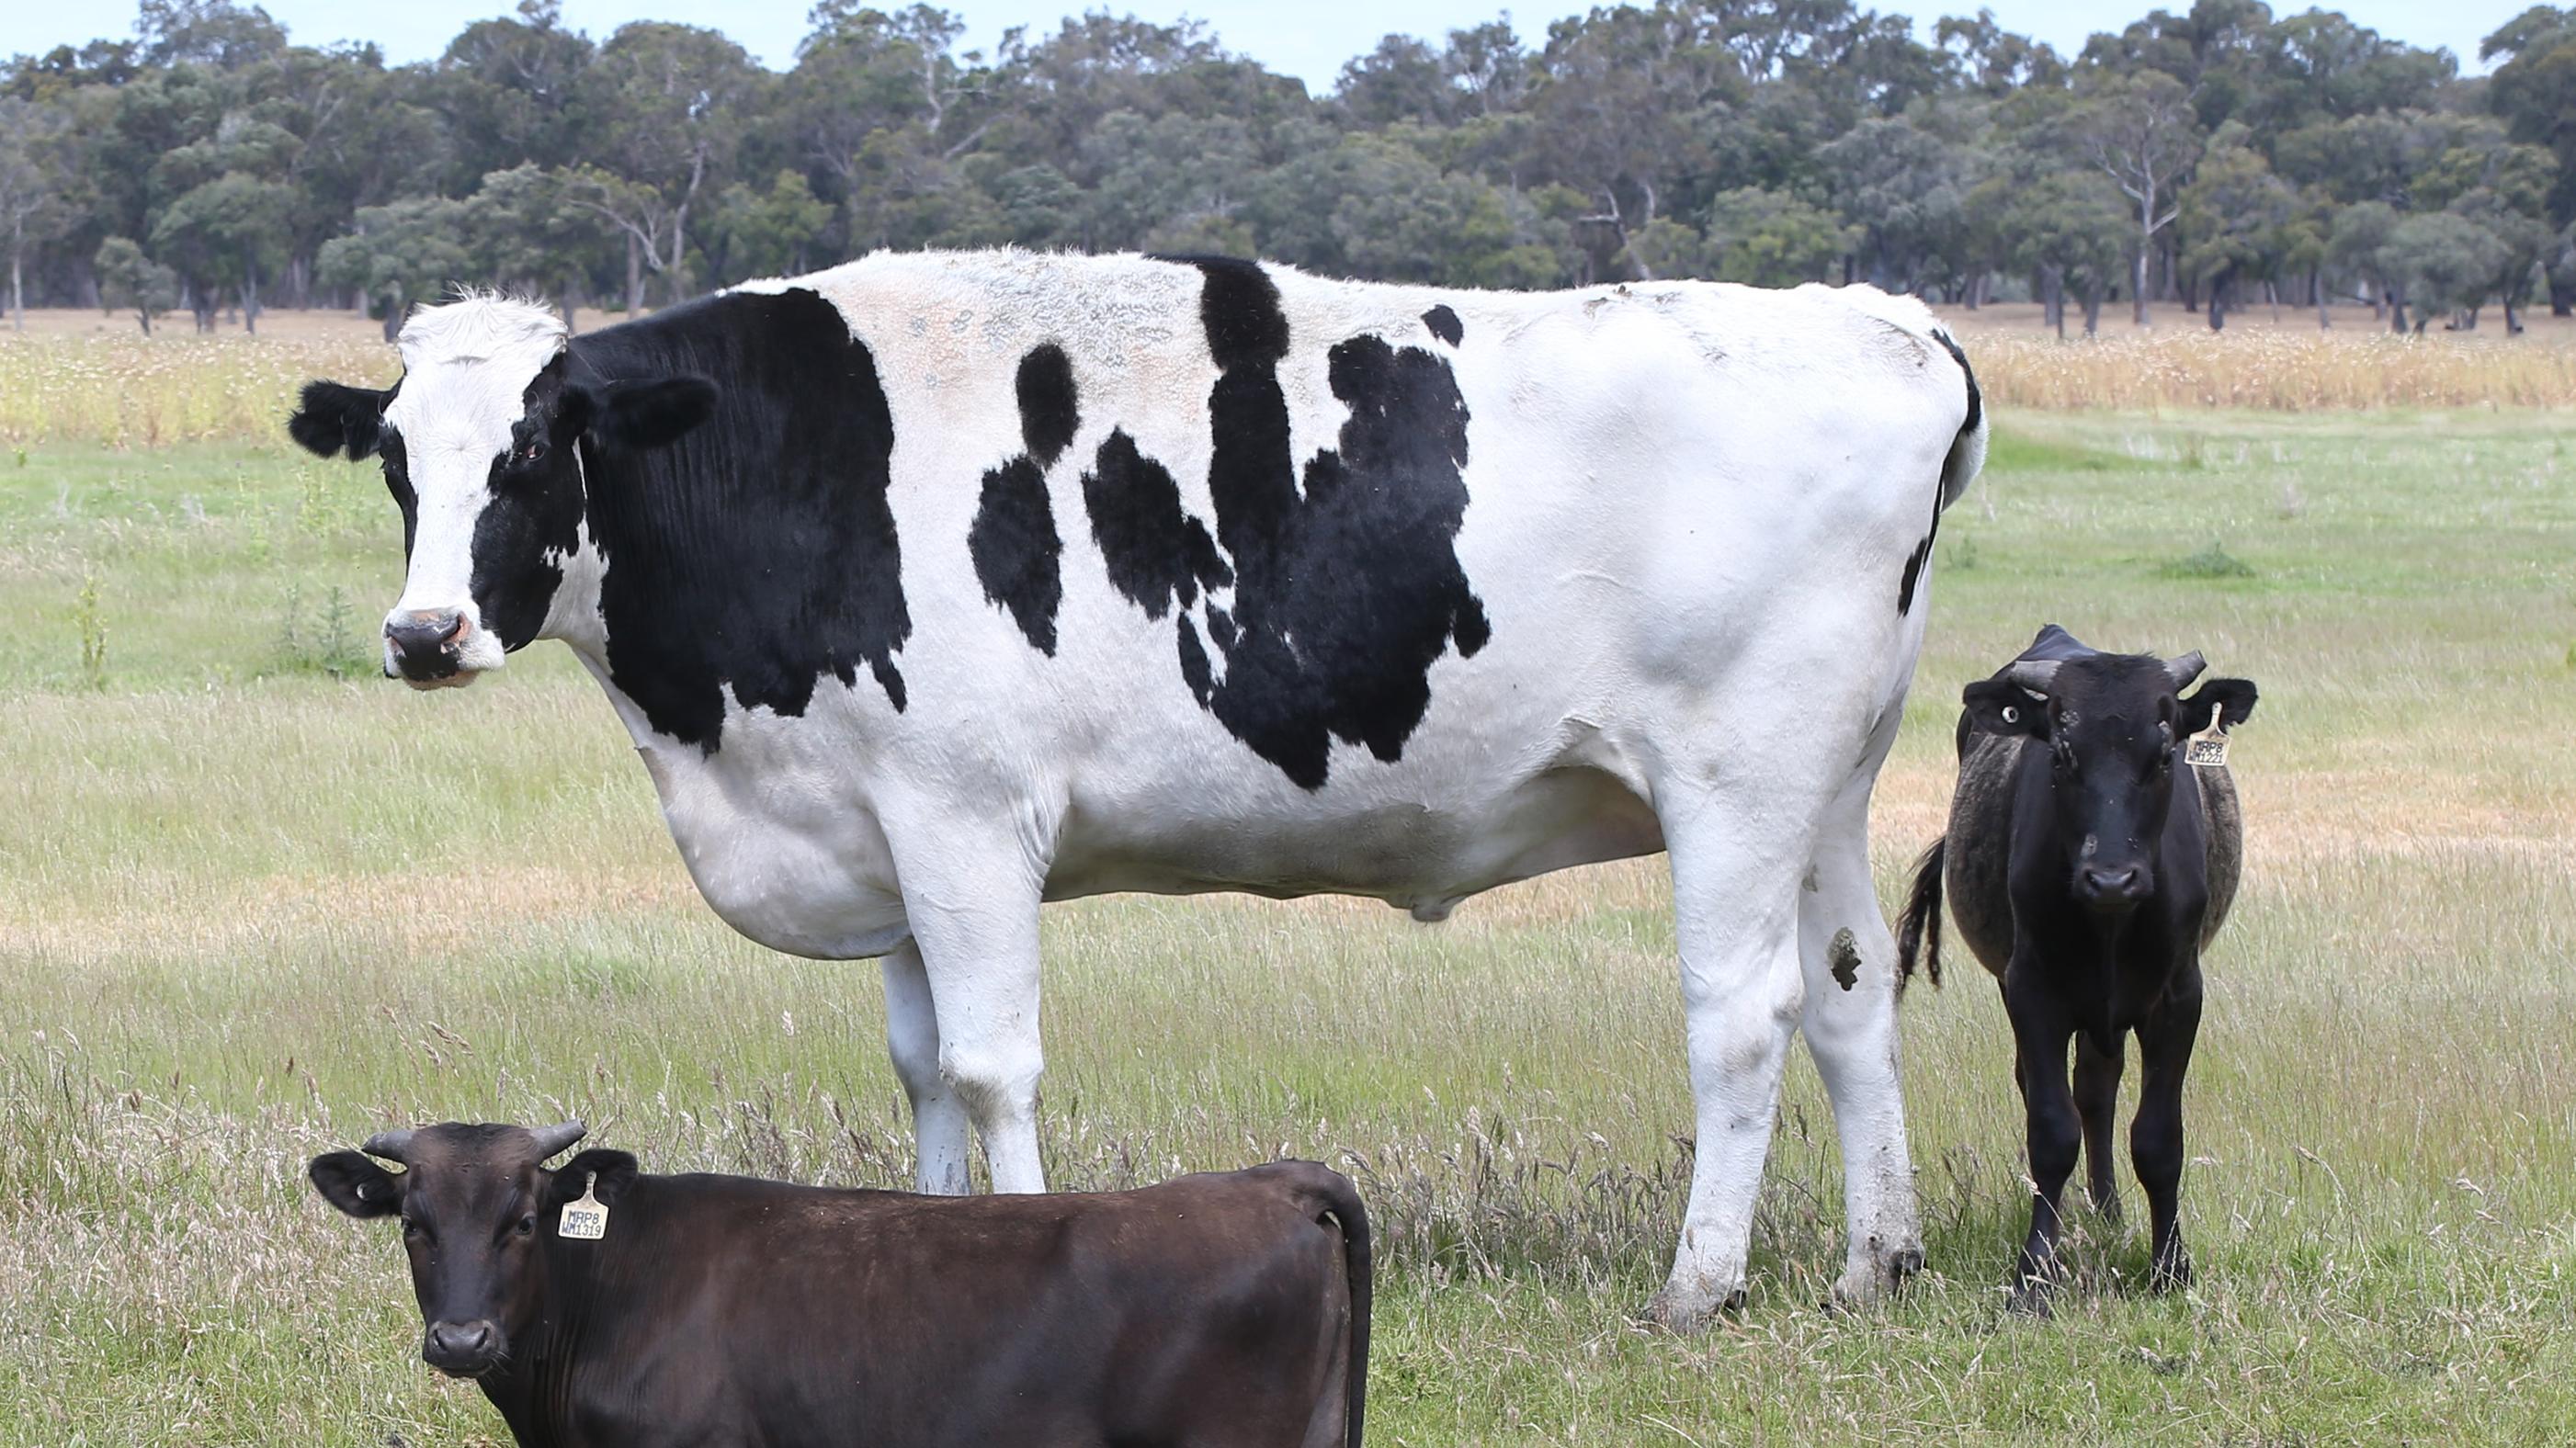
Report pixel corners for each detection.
[287,297,715,687]
[1963,644,2257,911]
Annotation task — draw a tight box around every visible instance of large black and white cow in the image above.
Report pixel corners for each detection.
[288,252,1985,1326]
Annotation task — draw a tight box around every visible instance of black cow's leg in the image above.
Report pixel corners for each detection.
[2004,979,2078,1316]
[2133,978,2202,1293]
[2072,1033,2125,1225]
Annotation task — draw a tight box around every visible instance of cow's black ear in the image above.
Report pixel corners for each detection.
[550,1148,640,1207]
[288,381,392,460]
[1962,678,2050,740]
[310,1150,404,1218]
[2182,677,2257,734]
[580,377,717,451]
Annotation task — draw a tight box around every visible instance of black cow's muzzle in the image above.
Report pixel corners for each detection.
[2075,863,2151,912]
[422,1318,505,1378]
[384,608,468,684]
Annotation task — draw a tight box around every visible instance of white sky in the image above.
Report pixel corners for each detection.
[0,0,2525,86]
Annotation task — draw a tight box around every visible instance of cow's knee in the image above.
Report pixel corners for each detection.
[940,1040,1042,1126]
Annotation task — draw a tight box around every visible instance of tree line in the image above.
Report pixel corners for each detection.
[6,0,2576,338]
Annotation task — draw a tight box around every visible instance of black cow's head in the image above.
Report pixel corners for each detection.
[1963,644,2257,912]
[288,296,713,688]
[310,1121,637,1378]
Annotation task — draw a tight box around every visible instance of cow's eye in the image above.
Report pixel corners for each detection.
[515,1215,538,1238]
[402,1218,428,1242]
[522,441,547,464]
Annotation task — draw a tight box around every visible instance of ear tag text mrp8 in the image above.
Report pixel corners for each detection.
[560,1174,608,1241]
[2185,705,2230,769]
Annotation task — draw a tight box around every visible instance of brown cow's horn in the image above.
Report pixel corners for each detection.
[361,1129,416,1163]
[528,1121,587,1160]
[2164,650,2207,690]
[2004,659,2060,696]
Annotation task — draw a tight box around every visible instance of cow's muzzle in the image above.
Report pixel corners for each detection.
[2075,863,2151,912]
[422,1318,505,1377]
[384,608,476,688]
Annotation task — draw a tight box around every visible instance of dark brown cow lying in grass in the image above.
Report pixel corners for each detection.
[1898,625,2257,1314]
[310,1121,1369,1447]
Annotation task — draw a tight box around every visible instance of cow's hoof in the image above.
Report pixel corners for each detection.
[2004,1276,2056,1318]
[1643,1280,1746,1332]
[2149,1253,2194,1295]
[1830,1243,1925,1309]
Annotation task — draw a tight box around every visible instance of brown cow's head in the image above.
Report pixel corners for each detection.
[310,1121,636,1378]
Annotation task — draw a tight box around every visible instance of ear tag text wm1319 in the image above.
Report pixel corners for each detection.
[560,1173,608,1241]
[2184,704,2230,769]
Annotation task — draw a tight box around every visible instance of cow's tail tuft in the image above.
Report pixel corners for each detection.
[1895,838,1946,996]
[1303,1168,1371,1447]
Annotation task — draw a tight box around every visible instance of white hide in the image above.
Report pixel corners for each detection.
[382,253,1983,1321]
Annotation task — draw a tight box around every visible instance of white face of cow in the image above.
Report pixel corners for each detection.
[286,297,714,688]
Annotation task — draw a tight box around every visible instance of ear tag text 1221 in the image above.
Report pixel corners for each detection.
[2184,704,2230,769]
[560,1173,608,1241]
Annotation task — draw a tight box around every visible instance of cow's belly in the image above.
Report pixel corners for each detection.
[1044,763,1665,918]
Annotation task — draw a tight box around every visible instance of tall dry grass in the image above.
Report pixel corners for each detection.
[6,309,2576,450]
[1973,325,2576,410]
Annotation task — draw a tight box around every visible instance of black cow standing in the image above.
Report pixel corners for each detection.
[311,1122,1370,1447]
[1898,625,2257,1312]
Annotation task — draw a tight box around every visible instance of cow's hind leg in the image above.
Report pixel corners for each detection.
[882,941,974,1195]
[2072,1033,2125,1225]
[1647,783,1821,1330]
[1798,774,1924,1307]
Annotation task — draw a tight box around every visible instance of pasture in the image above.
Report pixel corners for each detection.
[2,334,2573,1442]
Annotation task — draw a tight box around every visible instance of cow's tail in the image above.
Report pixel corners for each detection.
[1931,329,1987,513]
[1301,1168,1371,1447]
[1895,838,1946,996]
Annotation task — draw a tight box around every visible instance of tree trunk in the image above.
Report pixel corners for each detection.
[561,278,579,336]
[2315,269,2329,330]
[2131,243,2150,325]
[2505,298,2523,334]
[2082,277,2105,335]
[2042,266,2065,337]
[2388,283,2407,334]
[2551,267,2574,317]
[625,232,644,315]
[8,238,20,333]
[244,266,259,336]
[380,299,402,343]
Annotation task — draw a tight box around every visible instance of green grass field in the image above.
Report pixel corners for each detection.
[3,409,2573,1443]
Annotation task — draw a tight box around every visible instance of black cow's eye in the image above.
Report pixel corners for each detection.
[516,1215,538,1238]
[523,441,547,464]
[402,1218,427,1241]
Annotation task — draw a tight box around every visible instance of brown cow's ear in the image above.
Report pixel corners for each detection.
[1962,678,2050,741]
[550,1149,640,1207]
[2182,678,2258,735]
[311,1150,403,1218]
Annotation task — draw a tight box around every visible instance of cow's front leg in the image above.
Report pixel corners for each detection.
[882,941,974,1195]
[1649,804,1810,1330]
[2132,975,2201,1293]
[1797,784,1923,1307]
[2072,1031,2126,1225]
[894,837,1050,1194]
[2004,974,2079,1316]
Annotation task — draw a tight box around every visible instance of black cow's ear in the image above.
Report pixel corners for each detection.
[579,377,717,451]
[550,1148,641,1207]
[310,1150,403,1218]
[1962,677,2050,740]
[287,381,391,460]
[2182,677,2258,734]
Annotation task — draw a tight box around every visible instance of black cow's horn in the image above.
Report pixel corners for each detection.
[362,1129,416,1163]
[2164,650,2207,689]
[2004,659,2060,695]
[528,1121,587,1160]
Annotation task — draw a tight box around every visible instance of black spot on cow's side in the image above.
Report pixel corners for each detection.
[473,358,588,651]
[1897,531,1935,617]
[1206,605,1235,650]
[578,287,910,749]
[1083,428,1230,619]
[1901,330,1984,617]
[969,457,1062,655]
[377,428,419,560]
[1015,343,1080,468]
[1830,926,1862,991]
[1422,305,1464,346]
[1122,256,1489,789]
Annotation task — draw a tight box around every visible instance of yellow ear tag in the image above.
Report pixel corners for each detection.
[2184,704,2230,769]
[559,1173,608,1241]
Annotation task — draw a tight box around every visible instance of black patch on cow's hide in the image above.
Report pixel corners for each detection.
[473,359,587,650]
[377,426,419,560]
[967,344,1078,655]
[1103,257,1489,789]
[1422,305,1464,346]
[1083,428,1230,619]
[579,287,911,748]
[1016,343,1080,467]
[970,457,1063,655]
